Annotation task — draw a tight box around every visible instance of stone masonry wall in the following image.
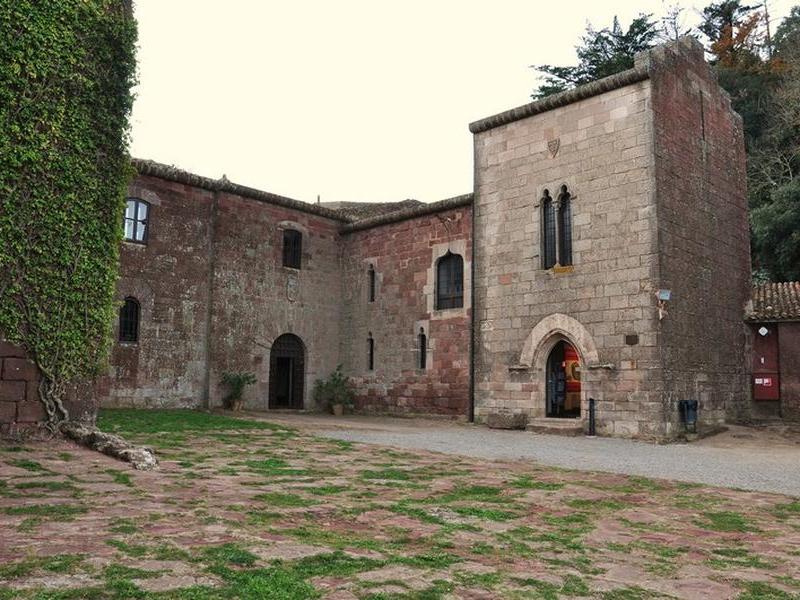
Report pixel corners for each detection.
[646,38,751,434]
[340,206,472,416]
[472,76,663,437]
[98,174,214,408]
[207,191,343,410]
[0,340,44,431]
[779,322,800,421]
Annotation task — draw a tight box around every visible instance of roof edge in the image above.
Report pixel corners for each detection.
[341,194,474,233]
[468,67,650,135]
[131,158,352,223]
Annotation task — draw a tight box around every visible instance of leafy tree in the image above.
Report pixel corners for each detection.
[533,15,660,98]
[0,1,137,427]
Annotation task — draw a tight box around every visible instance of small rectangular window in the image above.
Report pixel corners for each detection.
[367,335,374,371]
[283,229,302,269]
[119,297,140,343]
[418,330,427,370]
[368,265,376,302]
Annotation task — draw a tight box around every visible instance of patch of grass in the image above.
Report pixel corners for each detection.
[4,503,86,520]
[254,492,316,507]
[242,457,307,477]
[106,539,149,557]
[288,551,384,578]
[308,485,349,496]
[454,569,502,589]
[105,469,134,487]
[602,586,670,599]
[214,565,321,599]
[470,542,496,555]
[707,547,774,570]
[436,485,504,503]
[280,525,386,552]
[0,554,86,579]
[13,480,75,492]
[567,498,626,511]
[151,543,192,561]
[451,506,518,521]
[360,468,413,481]
[97,408,295,436]
[511,475,565,491]
[773,500,800,520]
[57,452,74,461]
[108,518,138,534]
[395,551,462,569]
[736,581,797,599]
[695,511,759,533]
[202,543,258,567]
[9,458,48,472]
[1,446,27,452]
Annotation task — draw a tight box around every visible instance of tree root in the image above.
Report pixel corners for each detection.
[60,422,158,470]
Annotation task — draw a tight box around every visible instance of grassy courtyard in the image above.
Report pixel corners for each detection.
[0,410,799,599]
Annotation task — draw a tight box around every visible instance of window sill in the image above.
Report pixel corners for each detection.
[118,341,139,348]
[122,239,147,247]
[551,264,574,274]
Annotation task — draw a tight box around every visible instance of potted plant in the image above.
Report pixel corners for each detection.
[313,365,354,416]
[220,371,257,412]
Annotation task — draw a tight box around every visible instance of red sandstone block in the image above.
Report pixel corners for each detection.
[0,341,26,358]
[0,381,25,403]
[16,400,45,423]
[3,358,39,381]
[0,400,15,422]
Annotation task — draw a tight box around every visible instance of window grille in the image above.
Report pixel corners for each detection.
[541,190,556,269]
[283,229,302,269]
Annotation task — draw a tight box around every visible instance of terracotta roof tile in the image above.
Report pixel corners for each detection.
[746,282,800,321]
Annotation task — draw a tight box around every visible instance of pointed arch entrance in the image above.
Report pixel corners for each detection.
[269,334,305,409]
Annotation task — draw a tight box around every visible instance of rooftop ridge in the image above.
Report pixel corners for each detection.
[341,193,474,233]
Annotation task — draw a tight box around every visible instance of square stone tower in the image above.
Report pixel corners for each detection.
[470,37,750,439]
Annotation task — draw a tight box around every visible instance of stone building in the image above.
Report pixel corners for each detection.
[746,282,800,421]
[3,37,788,438]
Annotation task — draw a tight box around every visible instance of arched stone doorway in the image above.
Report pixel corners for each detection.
[269,334,305,409]
[545,340,582,418]
[518,313,599,420]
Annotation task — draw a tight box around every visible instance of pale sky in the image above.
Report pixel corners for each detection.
[130,0,796,204]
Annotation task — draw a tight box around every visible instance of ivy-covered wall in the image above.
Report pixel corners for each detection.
[0,1,137,427]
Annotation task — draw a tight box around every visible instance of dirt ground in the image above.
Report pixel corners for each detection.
[0,409,798,599]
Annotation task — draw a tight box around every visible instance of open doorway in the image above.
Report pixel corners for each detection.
[545,340,581,418]
[268,334,305,409]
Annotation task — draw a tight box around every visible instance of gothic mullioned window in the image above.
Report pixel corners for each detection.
[435,252,464,310]
[283,229,302,269]
[557,185,573,266]
[541,190,557,269]
[119,297,140,343]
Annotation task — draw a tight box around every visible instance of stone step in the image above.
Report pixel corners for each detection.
[526,417,585,436]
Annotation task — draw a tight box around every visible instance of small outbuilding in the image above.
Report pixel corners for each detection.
[746,282,800,421]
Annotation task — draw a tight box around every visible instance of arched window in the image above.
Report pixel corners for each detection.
[368,264,376,302]
[557,185,572,266]
[436,252,464,310]
[367,332,375,371]
[418,328,427,370]
[124,198,149,243]
[283,229,302,269]
[119,297,140,343]
[541,189,556,269]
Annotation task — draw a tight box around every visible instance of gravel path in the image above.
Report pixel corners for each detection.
[316,425,800,497]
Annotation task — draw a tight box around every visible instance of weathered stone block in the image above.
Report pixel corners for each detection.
[0,381,25,403]
[16,400,45,423]
[2,358,38,381]
[486,412,528,430]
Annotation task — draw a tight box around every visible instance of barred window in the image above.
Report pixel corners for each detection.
[367,333,375,371]
[436,252,464,310]
[119,297,140,343]
[124,199,149,243]
[557,185,573,266]
[418,328,427,370]
[368,264,376,302]
[283,229,302,269]
[541,190,556,269]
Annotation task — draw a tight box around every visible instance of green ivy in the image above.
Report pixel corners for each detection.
[0,1,137,426]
